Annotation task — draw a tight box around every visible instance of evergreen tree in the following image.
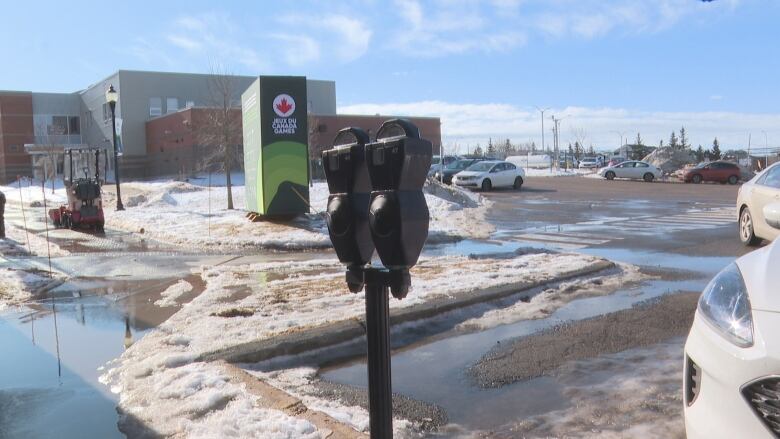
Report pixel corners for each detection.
[712,138,722,160]
[574,141,583,159]
[487,138,495,157]
[659,139,664,148]
[635,132,643,146]
[501,138,514,158]
[669,131,679,149]
[696,145,705,162]
[587,145,595,155]
[568,143,574,157]
[473,145,483,157]
[680,126,689,149]
[530,141,537,154]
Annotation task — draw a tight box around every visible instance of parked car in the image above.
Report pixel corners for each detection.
[598,160,663,182]
[684,161,741,184]
[428,155,459,177]
[578,156,603,169]
[452,160,525,191]
[683,235,780,438]
[736,162,780,245]
[433,158,484,184]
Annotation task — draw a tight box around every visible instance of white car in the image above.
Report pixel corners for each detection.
[737,162,780,245]
[578,157,603,169]
[684,213,780,438]
[598,160,662,182]
[452,160,525,191]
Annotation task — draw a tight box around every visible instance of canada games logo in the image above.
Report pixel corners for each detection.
[273,94,296,117]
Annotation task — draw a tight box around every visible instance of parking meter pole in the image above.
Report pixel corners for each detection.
[364,272,393,439]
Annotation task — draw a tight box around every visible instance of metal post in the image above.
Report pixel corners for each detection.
[364,275,393,439]
[110,103,124,211]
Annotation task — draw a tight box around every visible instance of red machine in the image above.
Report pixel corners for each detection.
[49,148,106,232]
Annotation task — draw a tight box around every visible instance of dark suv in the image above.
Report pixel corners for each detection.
[433,158,484,184]
[683,161,741,184]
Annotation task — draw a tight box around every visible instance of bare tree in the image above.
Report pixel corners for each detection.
[196,65,243,210]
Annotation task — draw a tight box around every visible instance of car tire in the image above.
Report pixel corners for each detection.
[605,171,615,181]
[513,177,523,190]
[643,173,655,182]
[481,179,492,192]
[739,207,762,246]
[692,174,703,184]
[728,175,739,185]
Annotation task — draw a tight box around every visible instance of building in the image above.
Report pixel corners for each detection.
[2,70,440,182]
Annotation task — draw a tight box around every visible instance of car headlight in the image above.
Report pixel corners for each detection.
[698,263,754,347]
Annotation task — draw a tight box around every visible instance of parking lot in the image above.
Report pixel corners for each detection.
[320,175,756,437]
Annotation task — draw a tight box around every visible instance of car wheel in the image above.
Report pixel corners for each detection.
[739,207,761,246]
[643,173,655,182]
[513,177,523,190]
[692,174,703,184]
[481,179,492,192]
[605,171,615,181]
[728,175,739,185]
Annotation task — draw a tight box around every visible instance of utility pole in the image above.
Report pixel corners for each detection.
[551,115,564,171]
[747,134,752,172]
[535,106,550,170]
[763,131,769,169]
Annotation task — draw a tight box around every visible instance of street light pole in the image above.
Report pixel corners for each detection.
[106,85,124,211]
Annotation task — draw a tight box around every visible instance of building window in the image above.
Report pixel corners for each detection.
[166,97,179,114]
[149,97,162,117]
[69,116,80,135]
[9,145,20,153]
[102,103,112,123]
[317,124,327,133]
[50,116,68,135]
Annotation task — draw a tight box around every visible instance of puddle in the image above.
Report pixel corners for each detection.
[0,270,207,437]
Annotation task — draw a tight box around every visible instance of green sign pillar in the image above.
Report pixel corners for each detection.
[241,76,310,217]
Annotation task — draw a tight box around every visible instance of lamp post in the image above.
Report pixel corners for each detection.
[106,85,124,211]
[535,106,550,170]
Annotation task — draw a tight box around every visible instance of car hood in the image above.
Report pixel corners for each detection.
[737,239,780,312]
[441,168,464,176]
[455,171,484,178]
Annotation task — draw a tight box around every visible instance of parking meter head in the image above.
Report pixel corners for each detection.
[365,119,432,269]
[322,127,374,268]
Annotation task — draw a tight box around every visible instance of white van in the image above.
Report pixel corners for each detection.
[506,154,552,169]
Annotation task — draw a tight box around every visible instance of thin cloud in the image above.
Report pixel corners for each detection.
[339,100,779,151]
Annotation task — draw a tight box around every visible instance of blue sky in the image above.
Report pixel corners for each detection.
[2,0,779,152]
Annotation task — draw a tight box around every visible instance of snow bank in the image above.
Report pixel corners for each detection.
[101,251,609,436]
[456,263,647,331]
[524,168,594,177]
[155,279,195,307]
[108,361,321,438]
[0,268,60,310]
[104,175,492,251]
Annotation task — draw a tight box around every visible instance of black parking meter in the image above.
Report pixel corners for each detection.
[322,127,374,292]
[322,119,432,439]
[365,119,432,274]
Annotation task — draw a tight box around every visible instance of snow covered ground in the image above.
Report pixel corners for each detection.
[101,251,614,437]
[0,267,60,310]
[524,168,595,177]
[97,174,493,252]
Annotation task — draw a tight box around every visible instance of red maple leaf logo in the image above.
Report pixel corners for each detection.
[276,98,293,115]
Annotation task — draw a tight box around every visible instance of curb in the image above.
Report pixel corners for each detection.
[218,362,368,438]
[199,259,616,364]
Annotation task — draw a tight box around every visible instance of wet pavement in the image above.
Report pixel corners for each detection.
[321,176,758,436]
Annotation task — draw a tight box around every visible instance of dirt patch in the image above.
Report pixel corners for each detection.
[469,291,699,388]
[212,307,255,318]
